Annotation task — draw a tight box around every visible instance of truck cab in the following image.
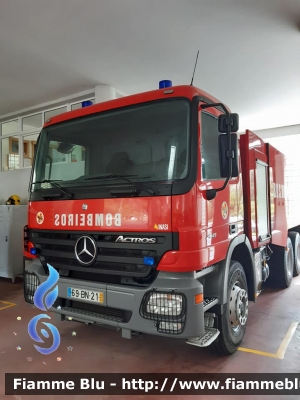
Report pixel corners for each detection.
[23,82,298,354]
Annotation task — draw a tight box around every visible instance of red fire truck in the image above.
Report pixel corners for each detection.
[23,81,300,354]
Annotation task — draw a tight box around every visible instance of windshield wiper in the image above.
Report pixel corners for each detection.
[32,179,74,199]
[84,174,158,195]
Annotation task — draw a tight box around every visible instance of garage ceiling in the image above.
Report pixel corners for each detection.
[0,0,299,130]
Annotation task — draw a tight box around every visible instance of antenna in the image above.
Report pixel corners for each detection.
[190,50,199,86]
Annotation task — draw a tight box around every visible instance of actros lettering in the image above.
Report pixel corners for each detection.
[115,236,156,244]
[54,213,122,227]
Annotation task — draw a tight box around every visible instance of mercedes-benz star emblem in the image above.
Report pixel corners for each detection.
[75,236,97,265]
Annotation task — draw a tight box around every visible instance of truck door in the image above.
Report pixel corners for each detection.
[198,105,241,266]
[255,155,270,244]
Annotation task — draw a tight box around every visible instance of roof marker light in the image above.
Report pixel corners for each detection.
[82,100,93,107]
[159,80,172,89]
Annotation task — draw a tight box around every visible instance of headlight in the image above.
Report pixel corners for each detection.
[140,291,186,335]
[146,293,183,316]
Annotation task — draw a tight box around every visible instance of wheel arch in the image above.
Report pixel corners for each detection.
[204,234,256,306]
[230,239,255,303]
[288,225,300,234]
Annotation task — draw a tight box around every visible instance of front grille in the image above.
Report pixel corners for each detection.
[42,246,155,258]
[43,266,121,284]
[43,256,150,276]
[62,301,132,323]
[30,230,176,282]
[41,243,74,253]
[95,261,148,273]
[98,248,155,257]
[70,270,121,284]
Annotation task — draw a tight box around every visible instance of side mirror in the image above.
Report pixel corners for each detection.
[57,142,75,154]
[218,133,239,178]
[218,113,239,133]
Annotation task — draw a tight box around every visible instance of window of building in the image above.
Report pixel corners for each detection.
[22,113,42,132]
[1,119,19,136]
[0,97,95,172]
[71,99,95,111]
[1,136,19,170]
[22,133,40,168]
[44,106,67,121]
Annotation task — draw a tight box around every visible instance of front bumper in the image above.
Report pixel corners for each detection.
[24,259,205,339]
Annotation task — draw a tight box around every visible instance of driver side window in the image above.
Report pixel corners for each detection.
[201,112,222,180]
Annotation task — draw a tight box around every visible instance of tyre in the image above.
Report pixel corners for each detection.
[267,238,294,288]
[288,231,300,277]
[211,260,248,354]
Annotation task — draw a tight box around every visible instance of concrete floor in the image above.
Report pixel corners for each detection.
[0,275,300,400]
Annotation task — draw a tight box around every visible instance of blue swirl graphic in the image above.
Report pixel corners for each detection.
[28,264,61,355]
[33,264,59,311]
[28,314,60,355]
[41,329,49,338]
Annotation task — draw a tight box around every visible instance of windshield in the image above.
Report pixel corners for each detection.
[31,99,190,192]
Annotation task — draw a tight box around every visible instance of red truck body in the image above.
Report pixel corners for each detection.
[23,84,299,354]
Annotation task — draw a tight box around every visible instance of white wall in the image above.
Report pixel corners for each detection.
[0,168,31,205]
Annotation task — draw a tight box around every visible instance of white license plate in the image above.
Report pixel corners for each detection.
[67,287,104,303]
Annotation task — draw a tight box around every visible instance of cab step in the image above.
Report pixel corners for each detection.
[186,328,220,348]
[203,297,219,312]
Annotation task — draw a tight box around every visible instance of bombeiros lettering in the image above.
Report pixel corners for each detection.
[115,236,156,244]
[54,213,122,227]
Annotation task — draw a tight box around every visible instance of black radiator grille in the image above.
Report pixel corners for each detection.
[41,245,154,258]
[41,243,74,253]
[70,270,121,284]
[98,247,154,257]
[29,230,176,282]
[70,300,131,323]
[43,266,121,284]
[44,256,149,274]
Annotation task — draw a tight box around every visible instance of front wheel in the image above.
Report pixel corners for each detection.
[211,260,248,354]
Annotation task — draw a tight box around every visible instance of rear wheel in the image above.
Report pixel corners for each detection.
[288,231,300,277]
[211,260,248,354]
[267,238,294,288]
